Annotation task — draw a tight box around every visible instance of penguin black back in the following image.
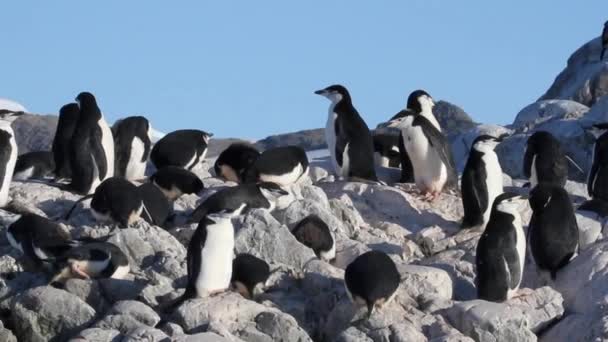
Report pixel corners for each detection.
[150,166,204,201]
[13,151,55,180]
[90,177,143,226]
[244,146,309,185]
[523,131,568,188]
[138,183,172,227]
[372,132,401,168]
[52,103,80,179]
[588,125,608,200]
[528,184,579,279]
[292,215,335,261]
[231,253,270,299]
[214,143,260,183]
[112,116,151,179]
[150,129,212,170]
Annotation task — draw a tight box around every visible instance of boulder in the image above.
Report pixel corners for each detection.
[512,100,589,129]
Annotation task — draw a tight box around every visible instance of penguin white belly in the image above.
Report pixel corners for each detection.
[124,137,147,180]
[196,226,234,295]
[482,152,504,224]
[91,208,112,223]
[508,214,525,298]
[530,155,538,187]
[259,163,303,186]
[99,117,115,181]
[184,153,198,170]
[341,143,350,178]
[406,130,446,193]
[13,166,34,181]
[374,152,390,168]
[111,264,131,279]
[325,110,339,175]
[0,131,17,207]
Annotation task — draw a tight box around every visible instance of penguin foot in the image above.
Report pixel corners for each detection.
[508,288,535,301]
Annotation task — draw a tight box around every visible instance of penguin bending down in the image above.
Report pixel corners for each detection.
[528,184,579,281]
[244,146,309,186]
[291,215,335,262]
[523,131,568,188]
[601,20,608,61]
[65,177,143,227]
[315,85,378,181]
[189,182,288,223]
[52,103,80,180]
[578,198,608,218]
[461,135,504,229]
[150,129,212,171]
[214,143,260,183]
[344,250,400,318]
[50,241,129,284]
[138,183,172,228]
[13,151,55,180]
[149,166,204,201]
[586,124,608,201]
[0,110,21,207]
[389,90,442,183]
[387,110,457,201]
[175,205,246,307]
[372,132,401,168]
[475,193,528,302]
[112,116,151,180]
[231,253,271,299]
[70,92,114,194]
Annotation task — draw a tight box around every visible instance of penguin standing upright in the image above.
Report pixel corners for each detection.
[528,184,579,280]
[112,116,151,180]
[586,124,608,201]
[214,143,260,183]
[461,135,504,229]
[476,193,528,302]
[244,146,309,186]
[315,85,377,181]
[52,103,80,180]
[150,129,212,171]
[601,20,608,61]
[0,110,22,207]
[387,111,457,201]
[70,92,115,194]
[389,90,442,183]
[523,131,568,188]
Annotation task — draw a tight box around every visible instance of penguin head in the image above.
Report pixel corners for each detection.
[315,84,351,104]
[202,131,213,144]
[0,109,24,123]
[472,134,502,152]
[207,203,247,222]
[493,192,528,214]
[75,92,98,108]
[407,90,434,114]
[386,110,416,129]
[526,131,557,151]
[258,182,289,208]
[62,246,111,279]
[587,123,608,139]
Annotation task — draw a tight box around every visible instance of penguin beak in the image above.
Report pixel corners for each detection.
[314,89,327,96]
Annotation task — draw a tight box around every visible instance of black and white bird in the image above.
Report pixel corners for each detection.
[138,183,172,228]
[150,129,212,171]
[344,250,400,318]
[528,184,579,281]
[387,110,457,201]
[523,131,568,188]
[0,110,22,207]
[231,253,271,299]
[601,20,608,61]
[315,85,378,181]
[70,92,115,194]
[461,135,504,229]
[112,116,151,180]
[50,241,129,284]
[291,215,335,262]
[214,143,260,183]
[13,151,55,181]
[244,146,309,186]
[476,193,528,302]
[149,166,204,201]
[52,103,80,180]
[586,123,608,201]
[372,132,401,168]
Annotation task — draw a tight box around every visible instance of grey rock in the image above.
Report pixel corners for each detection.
[63,279,108,313]
[255,128,326,152]
[108,300,160,327]
[174,332,232,342]
[121,327,170,342]
[12,114,58,154]
[398,264,453,302]
[92,314,147,334]
[575,210,603,250]
[10,286,96,342]
[68,328,122,342]
[512,100,589,129]
[540,310,608,342]
[449,124,512,172]
[433,100,477,137]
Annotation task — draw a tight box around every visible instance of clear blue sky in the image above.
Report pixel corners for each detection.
[2,2,607,140]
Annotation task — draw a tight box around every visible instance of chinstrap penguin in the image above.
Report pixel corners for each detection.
[601,20,608,61]
[315,85,378,181]
[475,193,528,302]
[112,116,151,180]
[52,103,80,180]
[138,183,172,228]
[586,123,608,201]
[149,166,204,201]
[13,151,55,181]
[0,110,21,207]
[461,135,504,229]
[231,253,271,299]
[150,129,212,171]
[523,131,568,188]
[291,215,336,262]
[214,143,260,183]
[372,132,401,168]
[344,250,400,318]
[244,145,309,186]
[50,241,129,284]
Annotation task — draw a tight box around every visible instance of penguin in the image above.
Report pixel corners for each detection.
[601,20,608,61]
[50,241,129,284]
[475,193,528,302]
[149,166,204,201]
[291,215,335,262]
[389,90,442,183]
[315,85,378,181]
[0,110,21,207]
[344,250,400,318]
[64,177,143,227]
[244,146,309,186]
[461,135,504,229]
[178,205,246,305]
[70,92,115,195]
[214,143,260,183]
[189,182,288,223]
[12,151,55,181]
[586,123,608,201]
[138,183,172,228]
[387,110,457,201]
[578,198,608,218]
[150,129,212,171]
[528,184,579,280]
[372,132,401,168]
[6,213,75,273]
[523,131,568,188]
[231,253,271,299]
[112,116,151,180]
[52,103,79,180]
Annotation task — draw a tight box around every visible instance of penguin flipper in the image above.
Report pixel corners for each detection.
[588,144,601,196]
[461,164,487,227]
[503,229,522,290]
[91,126,108,180]
[523,147,534,179]
[334,120,346,168]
